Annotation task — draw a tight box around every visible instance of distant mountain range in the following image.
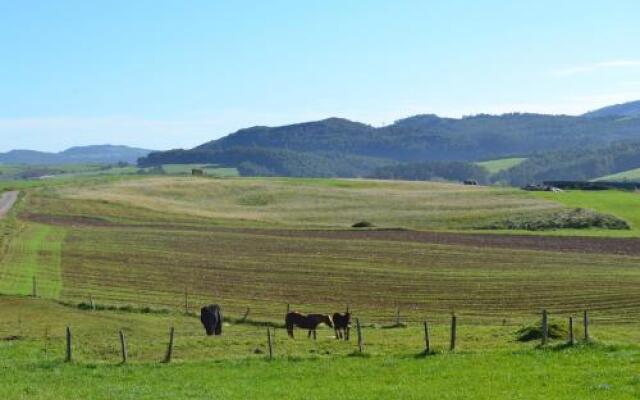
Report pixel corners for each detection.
[0,145,153,165]
[139,100,640,182]
[583,100,640,118]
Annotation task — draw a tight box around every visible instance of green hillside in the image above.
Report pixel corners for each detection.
[139,114,640,179]
[594,168,640,182]
[477,157,527,174]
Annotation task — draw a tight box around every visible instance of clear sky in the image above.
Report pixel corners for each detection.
[1,0,640,152]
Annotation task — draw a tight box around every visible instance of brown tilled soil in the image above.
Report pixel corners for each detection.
[23,212,640,256]
[244,228,640,257]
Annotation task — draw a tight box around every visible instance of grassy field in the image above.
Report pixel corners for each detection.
[533,190,640,236]
[1,296,639,399]
[0,176,638,323]
[160,163,239,176]
[56,176,560,230]
[594,167,640,182]
[476,157,527,174]
[2,175,640,397]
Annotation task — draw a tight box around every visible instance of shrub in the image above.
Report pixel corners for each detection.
[480,208,630,231]
[352,221,374,228]
[516,322,567,342]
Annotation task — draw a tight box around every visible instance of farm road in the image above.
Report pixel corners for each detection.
[0,191,19,218]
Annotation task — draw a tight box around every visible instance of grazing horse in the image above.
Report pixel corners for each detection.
[332,312,351,340]
[200,304,223,336]
[285,312,333,340]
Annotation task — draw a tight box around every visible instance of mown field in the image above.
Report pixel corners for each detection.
[595,167,640,182]
[1,175,640,398]
[3,176,640,322]
[476,157,527,174]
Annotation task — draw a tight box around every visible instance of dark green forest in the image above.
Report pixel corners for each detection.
[139,107,640,183]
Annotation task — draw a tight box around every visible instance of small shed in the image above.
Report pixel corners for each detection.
[192,168,204,176]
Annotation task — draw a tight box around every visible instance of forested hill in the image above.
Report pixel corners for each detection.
[138,112,640,178]
[143,113,640,166]
[1,145,152,165]
[583,100,640,118]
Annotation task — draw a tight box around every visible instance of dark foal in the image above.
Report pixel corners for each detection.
[285,312,333,339]
[332,312,351,340]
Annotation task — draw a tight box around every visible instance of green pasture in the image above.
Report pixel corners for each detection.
[2,176,640,398]
[1,297,639,399]
[56,176,560,230]
[476,157,527,174]
[160,163,239,177]
[594,167,640,182]
[533,190,640,236]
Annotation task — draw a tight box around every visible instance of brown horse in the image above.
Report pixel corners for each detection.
[332,312,351,340]
[285,312,333,339]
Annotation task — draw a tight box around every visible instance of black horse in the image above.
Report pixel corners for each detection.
[200,304,223,336]
[285,312,333,340]
[332,312,351,340]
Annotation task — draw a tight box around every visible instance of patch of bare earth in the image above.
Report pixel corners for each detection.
[238,229,640,257]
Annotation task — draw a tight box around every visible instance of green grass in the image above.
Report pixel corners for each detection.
[56,176,560,230]
[3,344,639,399]
[594,167,640,182]
[0,223,65,297]
[6,178,640,325]
[161,163,239,177]
[1,296,640,399]
[533,190,640,236]
[3,176,640,397]
[476,157,527,174]
[0,297,640,399]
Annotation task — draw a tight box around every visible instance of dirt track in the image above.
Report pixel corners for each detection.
[0,191,18,218]
[248,228,640,257]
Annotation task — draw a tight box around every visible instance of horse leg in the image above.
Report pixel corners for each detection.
[308,330,312,339]
[335,328,339,340]
[287,324,294,339]
[345,327,350,341]
[313,329,317,340]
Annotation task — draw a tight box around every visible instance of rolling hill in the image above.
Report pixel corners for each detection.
[583,100,640,118]
[139,106,640,180]
[0,145,153,165]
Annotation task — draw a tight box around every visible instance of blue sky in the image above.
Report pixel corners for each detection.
[1,0,640,152]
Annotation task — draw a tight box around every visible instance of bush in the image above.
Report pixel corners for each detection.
[516,322,567,342]
[480,208,630,231]
[352,221,374,228]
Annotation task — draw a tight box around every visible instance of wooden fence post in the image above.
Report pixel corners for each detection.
[267,328,273,360]
[568,317,575,346]
[32,276,37,297]
[424,321,430,354]
[356,318,363,353]
[119,330,128,363]
[583,311,590,342]
[241,307,251,322]
[450,314,457,351]
[184,287,189,315]
[395,306,401,326]
[44,327,49,358]
[65,326,72,362]
[286,304,291,315]
[163,327,175,363]
[541,309,549,346]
